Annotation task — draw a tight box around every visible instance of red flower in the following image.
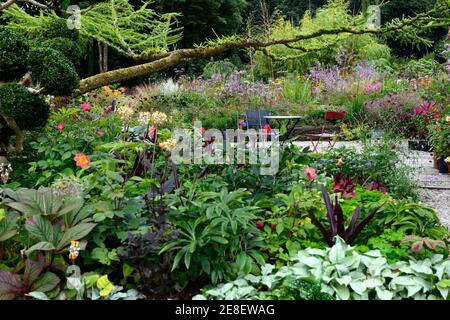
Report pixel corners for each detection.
[256,221,265,230]
[199,127,206,134]
[56,122,64,133]
[74,153,91,168]
[263,124,272,133]
[80,103,91,111]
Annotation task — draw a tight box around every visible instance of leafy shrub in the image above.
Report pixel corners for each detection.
[202,59,236,79]
[39,18,79,42]
[160,187,265,285]
[0,27,29,81]
[40,37,83,69]
[0,83,50,130]
[364,91,422,137]
[28,47,80,96]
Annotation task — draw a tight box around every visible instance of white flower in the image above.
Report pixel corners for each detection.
[138,112,152,126]
[117,105,134,120]
[152,111,168,126]
[161,79,180,96]
[0,163,12,184]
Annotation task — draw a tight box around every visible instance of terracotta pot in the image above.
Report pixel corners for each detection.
[433,154,438,169]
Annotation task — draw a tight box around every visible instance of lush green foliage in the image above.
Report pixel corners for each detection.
[0,27,29,81]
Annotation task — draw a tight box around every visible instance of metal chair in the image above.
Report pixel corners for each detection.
[245,110,270,130]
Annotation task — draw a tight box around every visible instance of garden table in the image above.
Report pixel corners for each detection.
[264,115,303,143]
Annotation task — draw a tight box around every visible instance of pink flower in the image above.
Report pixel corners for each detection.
[199,127,206,135]
[366,82,382,93]
[74,153,91,168]
[56,122,64,133]
[104,105,113,113]
[304,167,317,180]
[238,119,246,128]
[80,103,91,111]
[27,216,35,224]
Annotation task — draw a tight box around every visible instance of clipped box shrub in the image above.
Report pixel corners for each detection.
[29,47,80,96]
[40,37,83,69]
[0,27,29,81]
[0,83,50,130]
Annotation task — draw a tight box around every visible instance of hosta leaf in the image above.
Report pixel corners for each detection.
[349,281,367,295]
[333,284,350,300]
[375,287,394,300]
[0,270,22,300]
[31,272,60,293]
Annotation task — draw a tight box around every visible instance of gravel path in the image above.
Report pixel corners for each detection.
[293,140,450,228]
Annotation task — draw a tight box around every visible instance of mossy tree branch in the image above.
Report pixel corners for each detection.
[78,1,450,93]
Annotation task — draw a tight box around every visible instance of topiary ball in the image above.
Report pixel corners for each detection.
[40,37,83,69]
[0,27,29,82]
[0,83,50,130]
[40,18,79,42]
[29,47,80,96]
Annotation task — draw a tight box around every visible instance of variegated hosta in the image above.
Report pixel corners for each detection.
[195,236,450,300]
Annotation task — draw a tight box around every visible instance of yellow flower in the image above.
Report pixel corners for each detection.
[102,86,112,92]
[117,105,134,120]
[337,158,344,167]
[159,138,177,152]
[69,240,81,261]
[446,116,450,122]
[152,111,168,126]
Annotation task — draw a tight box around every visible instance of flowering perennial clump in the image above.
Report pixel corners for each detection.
[152,111,168,126]
[159,138,177,152]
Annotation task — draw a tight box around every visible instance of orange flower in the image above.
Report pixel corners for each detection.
[74,153,91,168]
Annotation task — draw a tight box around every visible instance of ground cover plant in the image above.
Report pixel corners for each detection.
[0,0,449,301]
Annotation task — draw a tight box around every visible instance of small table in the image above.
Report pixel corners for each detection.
[264,115,303,142]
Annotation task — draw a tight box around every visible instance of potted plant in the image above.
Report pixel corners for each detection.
[428,114,450,174]
[409,101,440,151]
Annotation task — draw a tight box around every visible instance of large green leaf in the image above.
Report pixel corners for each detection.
[56,222,96,250]
[30,272,60,293]
[0,213,18,242]
[25,215,56,244]
[23,258,44,286]
[0,270,22,300]
[25,242,56,255]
